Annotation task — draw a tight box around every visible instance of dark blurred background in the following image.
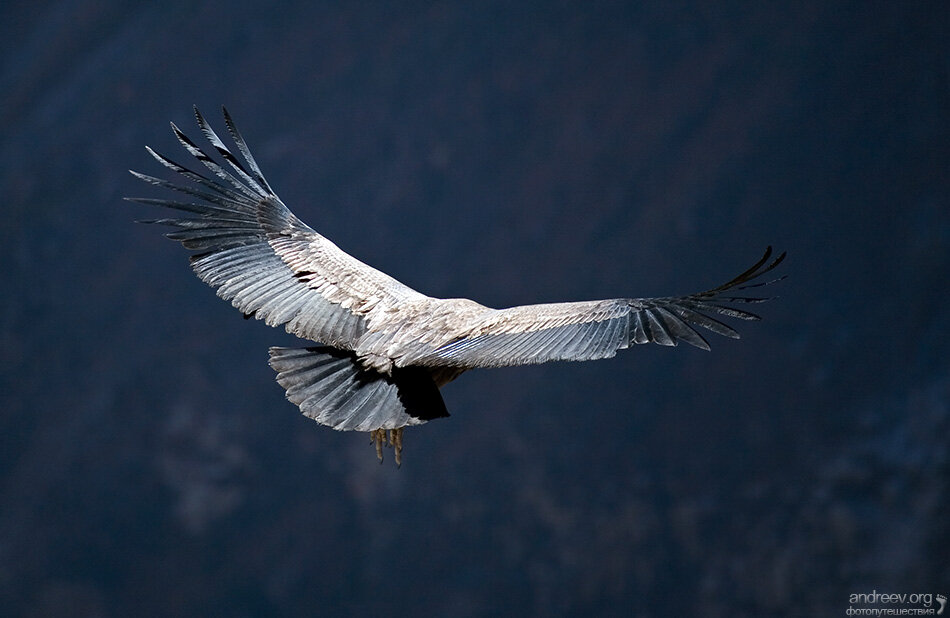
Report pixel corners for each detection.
[1,1,947,616]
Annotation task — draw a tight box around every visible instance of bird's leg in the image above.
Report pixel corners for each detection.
[391,428,403,466]
[368,428,404,466]
[370,429,385,463]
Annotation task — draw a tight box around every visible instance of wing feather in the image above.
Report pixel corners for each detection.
[222,107,275,194]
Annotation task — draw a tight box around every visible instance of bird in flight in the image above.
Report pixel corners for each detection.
[130,107,785,465]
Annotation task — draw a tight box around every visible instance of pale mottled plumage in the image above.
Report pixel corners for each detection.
[130,107,785,463]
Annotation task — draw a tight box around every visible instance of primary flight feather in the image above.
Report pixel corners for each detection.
[129,107,785,464]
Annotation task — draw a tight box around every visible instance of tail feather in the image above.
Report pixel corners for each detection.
[268,346,449,431]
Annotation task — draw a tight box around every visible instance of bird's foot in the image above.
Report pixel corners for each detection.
[369,428,404,466]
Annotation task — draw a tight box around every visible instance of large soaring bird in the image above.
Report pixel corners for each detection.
[130,107,785,464]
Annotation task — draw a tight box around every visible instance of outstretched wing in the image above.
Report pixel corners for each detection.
[403,248,786,369]
[128,106,427,349]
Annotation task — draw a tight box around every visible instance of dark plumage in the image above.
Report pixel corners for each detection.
[129,107,785,464]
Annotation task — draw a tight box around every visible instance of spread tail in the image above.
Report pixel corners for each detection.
[268,346,449,432]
